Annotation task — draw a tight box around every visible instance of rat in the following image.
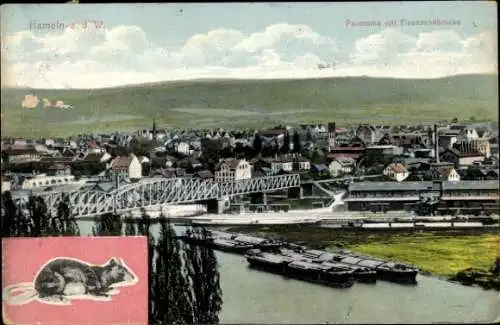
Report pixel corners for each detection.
[2,257,138,306]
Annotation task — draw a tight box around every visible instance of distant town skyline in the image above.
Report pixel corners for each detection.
[1,2,497,89]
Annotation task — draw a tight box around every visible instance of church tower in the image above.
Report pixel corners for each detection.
[152,118,157,143]
[327,122,336,152]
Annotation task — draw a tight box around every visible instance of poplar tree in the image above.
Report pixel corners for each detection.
[56,194,80,236]
[1,191,16,237]
[92,212,123,236]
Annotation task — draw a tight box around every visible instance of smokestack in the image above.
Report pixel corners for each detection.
[434,124,439,163]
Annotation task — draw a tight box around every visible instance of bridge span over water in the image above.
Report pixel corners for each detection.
[13,174,301,218]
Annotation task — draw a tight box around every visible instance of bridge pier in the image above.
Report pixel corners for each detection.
[301,184,313,197]
[206,199,225,214]
[288,187,301,199]
[250,192,268,205]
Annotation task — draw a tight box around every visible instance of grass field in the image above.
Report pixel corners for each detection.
[350,233,499,276]
[1,74,498,137]
[229,226,500,276]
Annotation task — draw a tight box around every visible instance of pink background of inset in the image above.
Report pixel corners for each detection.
[2,236,148,325]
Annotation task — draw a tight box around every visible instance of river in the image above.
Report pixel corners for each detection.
[77,220,499,324]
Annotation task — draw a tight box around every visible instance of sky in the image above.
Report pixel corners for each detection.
[0,2,497,89]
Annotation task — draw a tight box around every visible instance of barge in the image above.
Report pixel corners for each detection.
[312,250,418,284]
[245,249,293,274]
[280,248,377,283]
[284,260,354,288]
[182,229,417,284]
[229,234,283,252]
[211,238,254,254]
[245,250,355,288]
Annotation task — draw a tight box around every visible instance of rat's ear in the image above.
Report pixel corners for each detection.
[108,257,119,266]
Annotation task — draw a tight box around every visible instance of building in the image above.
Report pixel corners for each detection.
[430,165,461,182]
[176,141,191,155]
[328,142,365,160]
[441,148,485,166]
[6,145,42,163]
[327,122,336,152]
[383,163,410,182]
[355,124,377,145]
[110,154,142,180]
[453,139,491,158]
[438,180,499,213]
[345,180,499,213]
[345,181,433,211]
[328,157,355,177]
[2,177,11,193]
[21,174,87,190]
[214,158,252,182]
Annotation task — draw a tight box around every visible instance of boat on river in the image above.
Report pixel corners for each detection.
[279,247,377,283]
[284,260,355,288]
[211,238,254,254]
[181,230,283,252]
[304,249,418,284]
[245,249,355,288]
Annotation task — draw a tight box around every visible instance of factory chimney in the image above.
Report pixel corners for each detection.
[434,124,440,163]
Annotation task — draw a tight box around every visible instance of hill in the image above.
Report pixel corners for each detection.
[1,74,498,137]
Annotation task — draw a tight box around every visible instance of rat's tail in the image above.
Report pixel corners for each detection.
[2,282,38,306]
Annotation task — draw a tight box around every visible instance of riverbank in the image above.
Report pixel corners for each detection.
[227,225,500,290]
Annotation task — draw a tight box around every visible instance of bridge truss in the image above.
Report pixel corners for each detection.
[13,174,301,218]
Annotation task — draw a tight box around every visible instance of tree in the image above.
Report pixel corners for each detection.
[281,132,290,154]
[1,191,17,237]
[92,213,123,236]
[56,194,80,236]
[28,195,49,237]
[184,227,223,324]
[292,131,301,154]
[252,134,262,155]
[137,208,151,238]
[124,216,137,236]
[154,215,196,324]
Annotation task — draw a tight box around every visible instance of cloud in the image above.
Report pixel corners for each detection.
[1,23,497,89]
[21,94,40,108]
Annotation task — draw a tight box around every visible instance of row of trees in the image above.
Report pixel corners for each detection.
[1,192,223,324]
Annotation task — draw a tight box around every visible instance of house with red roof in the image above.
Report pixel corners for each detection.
[383,163,410,182]
[110,154,142,180]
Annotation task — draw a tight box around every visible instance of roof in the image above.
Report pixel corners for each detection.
[349,181,434,192]
[445,148,484,158]
[196,170,214,179]
[386,163,408,173]
[432,165,455,178]
[327,153,362,159]
[48,163,68,170]
[260,129,286,137]
[311,164,329,172]
[333,157,356,166]
[83,152,104,162]
[217,158,244,170]
[111,156,132,170]
[441,180,499,191]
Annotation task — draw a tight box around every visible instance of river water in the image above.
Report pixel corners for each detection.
[77,221,499,324]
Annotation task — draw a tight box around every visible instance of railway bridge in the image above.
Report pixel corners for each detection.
[13,174,301,218]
